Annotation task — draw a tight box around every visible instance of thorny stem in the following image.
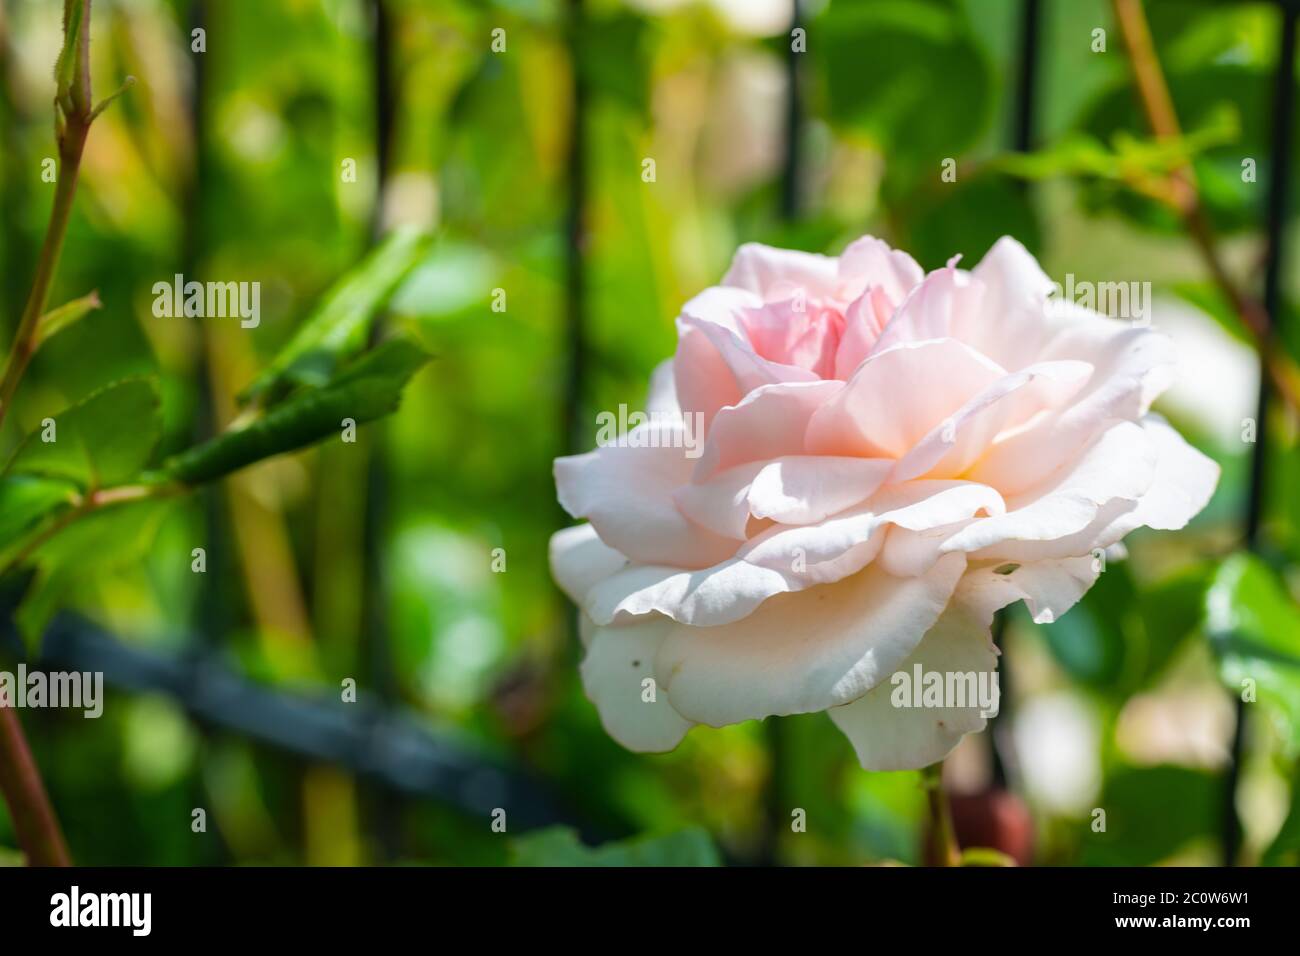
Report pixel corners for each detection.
[1109,0,1300,417]
[923,762,960,867]
[0,120,89,429]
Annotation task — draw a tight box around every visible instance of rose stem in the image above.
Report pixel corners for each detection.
[922,762,960,866]
[0,0,102,867]
[0,707,71,866]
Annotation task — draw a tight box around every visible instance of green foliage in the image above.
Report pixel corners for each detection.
[240,229,431,405]
[1081,765,1222,866]
[0,475,77,551]
[509,826,721,867]
[165,337,429,485]
[4,379,161,489]
[1204,553,1300,753]
[815,0,993,191]
[10,497,175,654]
[1037,562,1206,697]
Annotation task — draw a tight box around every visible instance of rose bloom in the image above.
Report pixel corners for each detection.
[550,236,1218,770]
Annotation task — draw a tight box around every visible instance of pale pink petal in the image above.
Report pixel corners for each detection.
[673,287,818,427]
[694,380,840,481]
[674,454,891,540]
[556,423,737,569]
[837,235,925,304]
[891,359,1093,482]
[746,456,893,524]
[969,319,1176,495]
[723,242,839,301]
[673,461,766,540]
[870,262,986,356]
[806,339,1005,459]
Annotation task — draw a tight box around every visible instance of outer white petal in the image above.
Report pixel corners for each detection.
[959,556,1100,625]
[645,358,679,415]
[549,524,628,605]
[653,553,966,727]
[1093,413,1219,538]
[581,618,693,752]
[829,597,998,771]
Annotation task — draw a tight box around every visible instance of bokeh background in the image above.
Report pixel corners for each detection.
[1,0,1298,866]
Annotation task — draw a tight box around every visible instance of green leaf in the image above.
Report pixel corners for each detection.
[35,290,101,347]
[11,497,173,654]
[815,0,992,191]
[1081,765,1221,866]
[1204,553,1300,752]
[3,379,161,489]
[1037,562,1204,696]
[239,228,430,405]
[509,826,720,867]
[0,475,78,549]
[165,336,429,485]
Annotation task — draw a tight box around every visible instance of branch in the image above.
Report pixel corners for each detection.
[0,0,131,432]
[0,706,70,866]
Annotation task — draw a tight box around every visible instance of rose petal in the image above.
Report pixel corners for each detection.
[724,242,840,301]
[806,339,1006,459]
[581,617,694,752]
[550,523,628,605]
[695,380,840,481]
[655,553,967,726]
[829,597,998,771]
[556,423,737,568]
[941,420,1157,556]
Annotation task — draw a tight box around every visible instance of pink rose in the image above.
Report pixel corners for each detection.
[550,236,1218,770]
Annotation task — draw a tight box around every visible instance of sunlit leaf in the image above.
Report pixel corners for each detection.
[3,379,161,489]
[240,228,431,405]
[0,475,78,550]
[166,336,429,485]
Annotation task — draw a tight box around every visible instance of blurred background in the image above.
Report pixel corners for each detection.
[0,0,1298,866]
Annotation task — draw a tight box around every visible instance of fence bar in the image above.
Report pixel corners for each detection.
[1224,0,1298,867]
